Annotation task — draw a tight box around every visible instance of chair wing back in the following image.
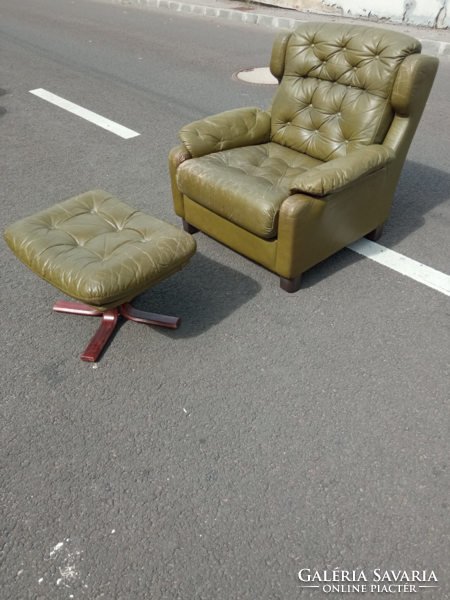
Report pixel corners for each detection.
[270,23,421,162]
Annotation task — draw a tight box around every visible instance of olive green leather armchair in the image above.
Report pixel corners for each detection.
[169,22,438,292]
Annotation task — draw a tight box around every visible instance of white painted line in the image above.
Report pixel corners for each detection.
[348,239,450,297]
[29,88,140,139]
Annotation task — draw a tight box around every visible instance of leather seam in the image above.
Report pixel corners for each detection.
[370,94,392,145]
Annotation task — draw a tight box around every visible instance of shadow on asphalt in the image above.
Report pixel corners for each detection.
[132,252,262,338]
[386,159,450,245]
[0,88,7,117]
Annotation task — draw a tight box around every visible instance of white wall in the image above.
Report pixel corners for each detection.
[260,0,448,28]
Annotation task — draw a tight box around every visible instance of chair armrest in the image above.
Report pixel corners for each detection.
[169,145,193,218]
[179,108,271,158]
[289,145,395,198]
[169,144,192,167]
[277,165,393,278]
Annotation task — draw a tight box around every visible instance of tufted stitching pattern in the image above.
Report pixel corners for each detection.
[4,190,197,309]
[209,144,323,190]
[177,143,323,238]
[271,22,421,161]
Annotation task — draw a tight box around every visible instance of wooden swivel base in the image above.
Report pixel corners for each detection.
[53,301,180,362]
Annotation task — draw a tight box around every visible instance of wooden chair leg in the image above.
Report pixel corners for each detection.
[280,274,302,293]
[365,224,384,242]
[182,219,199,234]
[53,301,103,316]
[80,308,119,362]
[119,302,180,329]
[53,297,182,361]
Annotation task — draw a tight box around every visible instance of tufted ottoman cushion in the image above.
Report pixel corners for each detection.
[4,190,197,311]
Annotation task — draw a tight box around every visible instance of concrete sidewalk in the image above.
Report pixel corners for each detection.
[95,0,450,58]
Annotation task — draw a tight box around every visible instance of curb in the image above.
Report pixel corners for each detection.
[125,0,450,58]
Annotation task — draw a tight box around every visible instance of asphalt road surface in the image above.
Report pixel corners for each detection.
[1,0,450,598]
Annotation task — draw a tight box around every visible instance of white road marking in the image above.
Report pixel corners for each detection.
[348,239,450,297]
[29,88,140,139]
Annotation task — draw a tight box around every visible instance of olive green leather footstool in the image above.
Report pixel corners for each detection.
[4,190,197,361]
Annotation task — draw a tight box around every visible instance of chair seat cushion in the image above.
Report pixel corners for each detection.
[177,142,323,238]
[4,190,197,311]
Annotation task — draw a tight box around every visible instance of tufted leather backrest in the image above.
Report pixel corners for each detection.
[270,23,421,162]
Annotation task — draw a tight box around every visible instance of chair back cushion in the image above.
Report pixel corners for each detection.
[270,23,421,161]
